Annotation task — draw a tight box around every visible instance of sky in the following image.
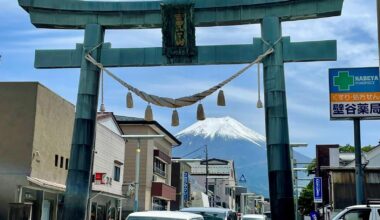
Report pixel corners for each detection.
[0,0,379,158]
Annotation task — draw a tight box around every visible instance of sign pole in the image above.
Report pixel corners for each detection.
[63,24,104,220]
[377,0,380,68]
[354,118,365,204]
[261,16,295,220]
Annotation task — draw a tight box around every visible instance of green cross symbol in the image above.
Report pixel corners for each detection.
[334,71,354,91]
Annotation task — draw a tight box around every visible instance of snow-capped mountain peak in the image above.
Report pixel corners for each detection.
[176,117,266,146]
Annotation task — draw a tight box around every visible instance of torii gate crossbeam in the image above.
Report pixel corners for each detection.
[18,0,344,219]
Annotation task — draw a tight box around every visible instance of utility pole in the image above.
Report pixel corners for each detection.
[354,119,365,204]
[205,145,209,196]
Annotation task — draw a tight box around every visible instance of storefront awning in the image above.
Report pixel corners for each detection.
[27,176,66,192]
[151,182,176,201]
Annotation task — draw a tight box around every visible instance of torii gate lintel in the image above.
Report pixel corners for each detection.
[35,37,336,68]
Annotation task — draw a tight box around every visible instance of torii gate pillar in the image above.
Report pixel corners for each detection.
[261,16,294,220]
[63,24,104,219]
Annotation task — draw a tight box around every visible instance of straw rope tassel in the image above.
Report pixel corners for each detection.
[217,90,226,106]
[126,91,134,108]
[145,104,153,121]
[99,70,106,112]
[197,103,206,121]
[172,109,179,127]
[257,63,263,109]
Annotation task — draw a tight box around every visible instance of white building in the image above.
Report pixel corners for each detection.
[89,113,126,220]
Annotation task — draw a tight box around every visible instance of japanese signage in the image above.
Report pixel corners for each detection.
[183,172,189,202]
[94,172,112,185]
[313,177,323,203]
[161,3,197,63]
[329,67,380,120]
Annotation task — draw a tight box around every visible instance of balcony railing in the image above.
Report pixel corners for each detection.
[153,166,166,178]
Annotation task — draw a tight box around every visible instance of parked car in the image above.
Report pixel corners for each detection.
[332,203,380,220]
[181,207,237,220]
[126,211,204,220]
[241,214,266,220]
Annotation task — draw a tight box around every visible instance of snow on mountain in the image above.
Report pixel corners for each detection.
[176,117,266,146]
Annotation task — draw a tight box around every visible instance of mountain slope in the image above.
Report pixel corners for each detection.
[173,117,310,197]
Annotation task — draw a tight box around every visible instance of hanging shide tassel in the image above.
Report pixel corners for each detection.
[256,99,263,108]
[197,103,206,121]
[126,91,133,108]
[99,103,106,112]
[217,90,226,106]
[256,63,263,109]
[171,109,179,127]
[145,104,153,121]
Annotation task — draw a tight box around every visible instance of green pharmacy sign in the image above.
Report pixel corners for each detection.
[329,67,380,120]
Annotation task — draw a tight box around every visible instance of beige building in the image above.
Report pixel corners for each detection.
[115,116,180,214]
[0,83,127,220]
[0,82,75,220]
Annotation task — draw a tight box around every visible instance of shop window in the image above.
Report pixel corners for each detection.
[153,158,166,177]
[65,158,69,170]
[55,155,58,167]
[60,156,64,168]
[114,165,121,182]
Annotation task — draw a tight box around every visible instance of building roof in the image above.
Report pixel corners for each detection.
[97,112,124,135]
[115,115,181,146]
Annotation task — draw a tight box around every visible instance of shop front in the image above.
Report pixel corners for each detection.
[89,191,125,220]
[151,182,176,211]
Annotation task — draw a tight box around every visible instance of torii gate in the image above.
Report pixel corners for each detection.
[19,0,343,219]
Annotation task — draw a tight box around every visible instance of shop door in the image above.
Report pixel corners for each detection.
[96,205,106,220]
[41,200,51,220]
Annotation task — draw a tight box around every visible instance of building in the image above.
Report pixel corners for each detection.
[0,82,75,220]
[187,158,237,210]
[115,116,181,214]
[0,82,126,220]
[89,113,126,220]
[316,144,380,211]
[170,159,192,210]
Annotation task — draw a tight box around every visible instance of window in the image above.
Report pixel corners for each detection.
[341,209,371,220]
[153,158,166,177]
[60,156,64,168]
[114,166,121,182]
[55,155,58,167]
[65,158,69,170]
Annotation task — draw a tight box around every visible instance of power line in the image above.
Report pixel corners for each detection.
[181,145,205,158]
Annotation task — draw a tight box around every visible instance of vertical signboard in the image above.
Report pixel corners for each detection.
[329,67,380,120]
[313,177,323,203]
[183,171,189,202]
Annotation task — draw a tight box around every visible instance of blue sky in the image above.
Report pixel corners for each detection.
[0,0,379,157]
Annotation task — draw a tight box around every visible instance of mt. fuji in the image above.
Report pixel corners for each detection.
[173,117,310,197]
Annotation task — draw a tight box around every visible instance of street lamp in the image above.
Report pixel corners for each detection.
[121,135,165,212]
[290,143,308,220]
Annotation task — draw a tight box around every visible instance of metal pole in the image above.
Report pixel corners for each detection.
[261,16,295,220]
[63,24,104,220]
[205,145,209,195]
[377,0,380,68]
[354,118,365,204]
[134,139,141,212]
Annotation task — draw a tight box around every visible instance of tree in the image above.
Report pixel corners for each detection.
[339,144,374,153]
[298,181,314,216]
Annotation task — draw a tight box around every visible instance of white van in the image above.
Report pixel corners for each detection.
[127,211,204,220]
